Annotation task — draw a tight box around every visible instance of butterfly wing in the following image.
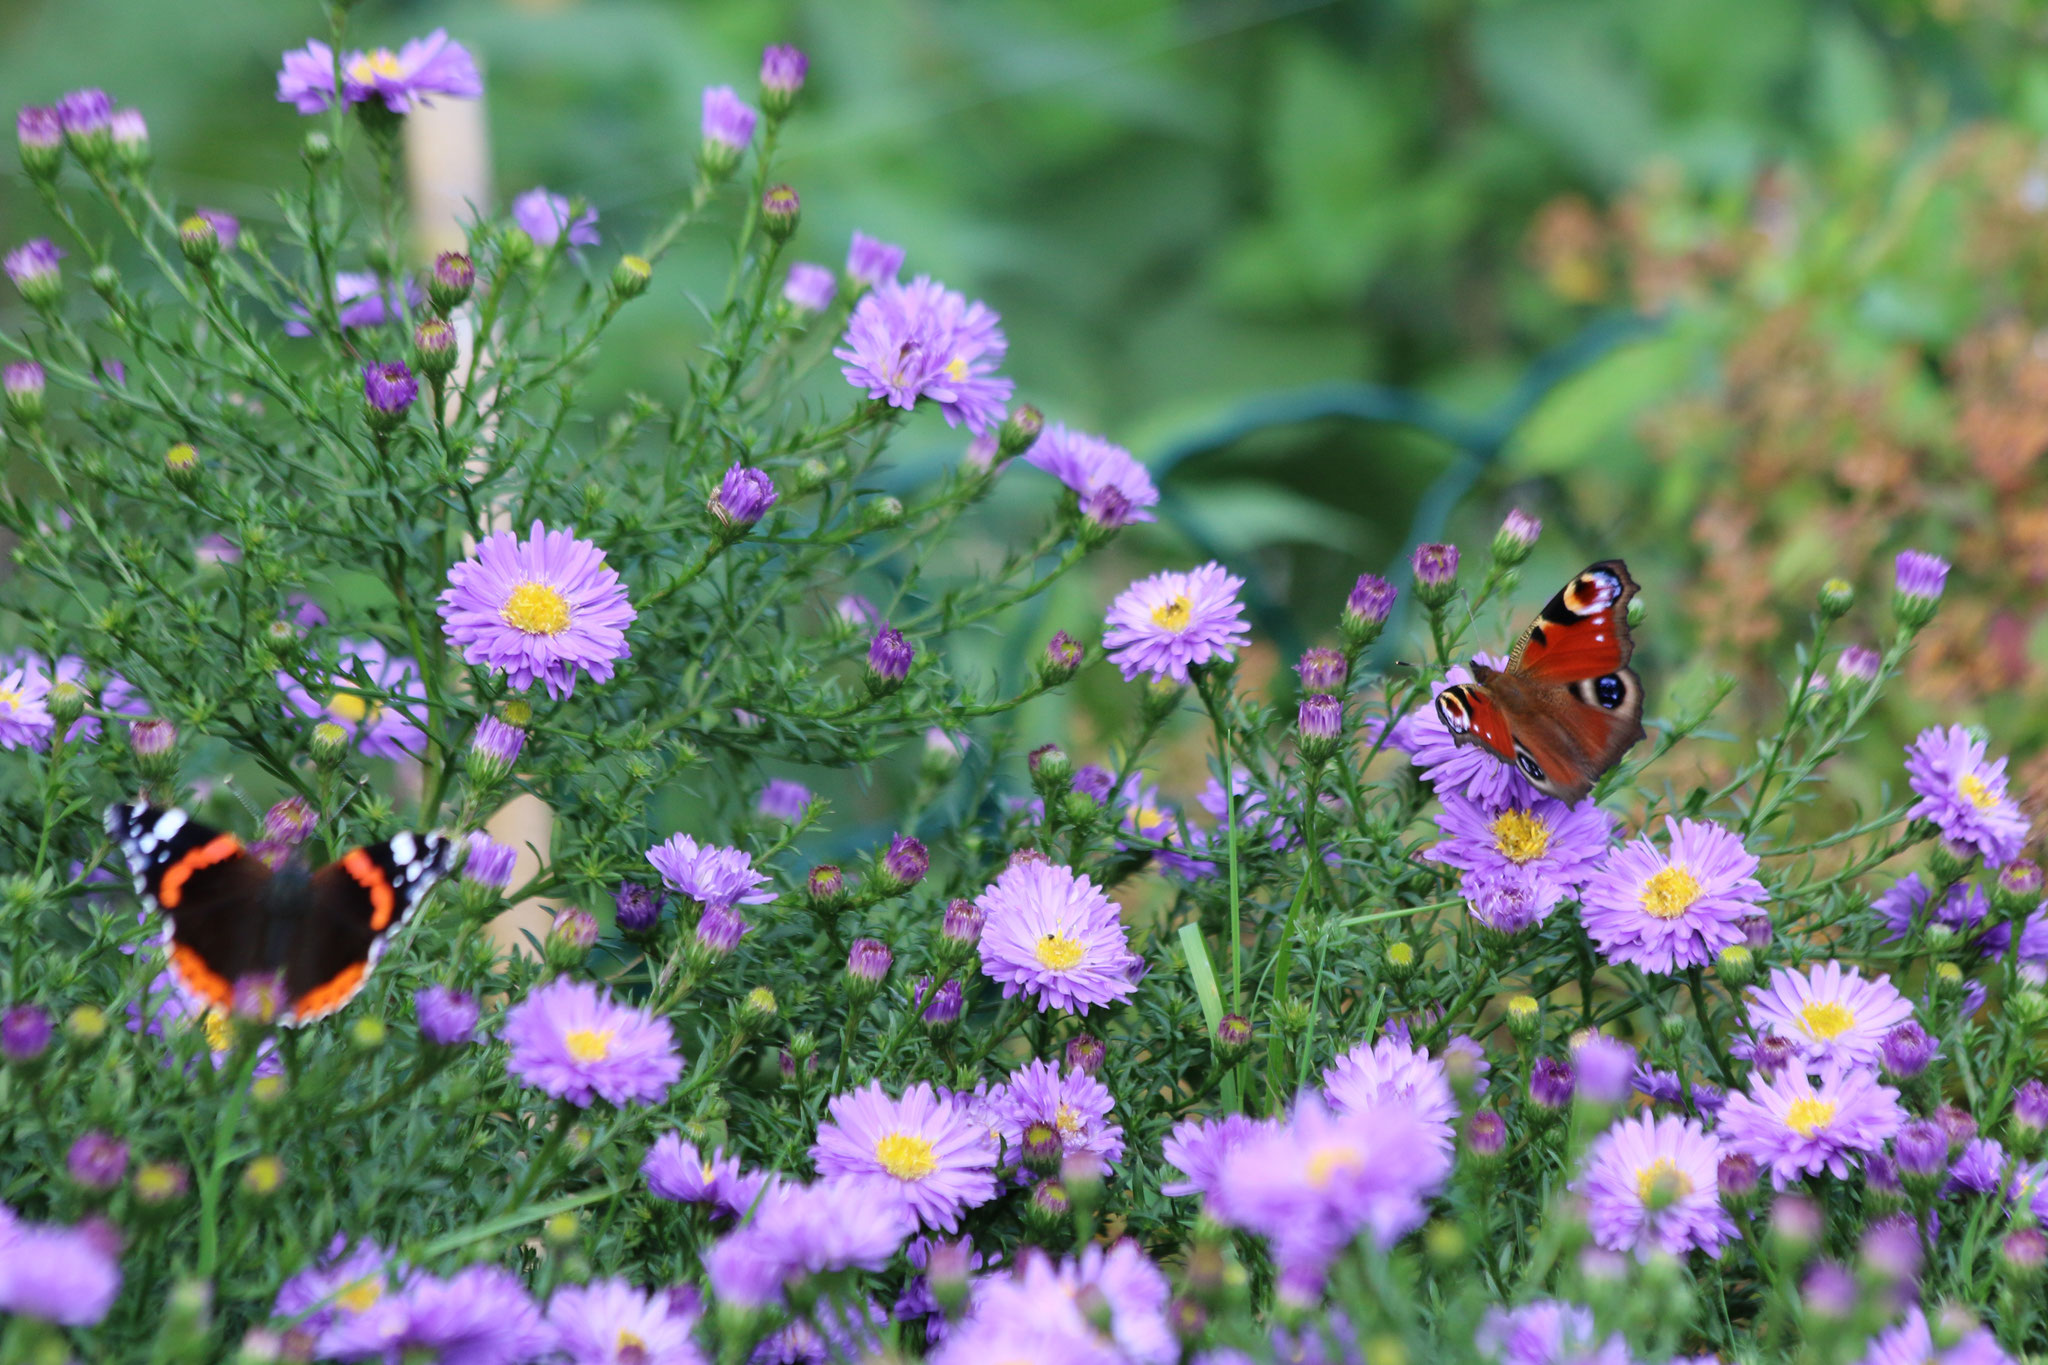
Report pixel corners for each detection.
[106,800,275,1014]
[1489,677,1645,804]
[1434,681,1519,768]
[1509,560,1639,684]
[284,832,454,1024]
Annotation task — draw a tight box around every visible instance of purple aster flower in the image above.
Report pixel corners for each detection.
[415,985,478,1047]
[998,1057,1125,1176]
[280,272,420,335]
[1569,1032,1639,1106]
[276,31,482,115]
[501,977,684,1108]
[55,88,110,141]
[2016,1078,2048,1136]
[317,1263,552,1365]
[781,262,836,313]
[1530,1057,1577,1109]
[705,1178,915,1309]
[917,977,965,1029]
[881,833,927,887]
[1944,1136,2018,1199]
[1837,645,1881,685]
[17,104,61,163]
[1573,1113,1735,1261]
[1295,647,1348,693]
[1322,1036,1457,1153]
[641,1135,754,1214]
[511,187,599,250]
[439,521,637,699]
[1411,541,1460,594]
[546,1278,702,1365]
[1103,563,1251,685]
[0,666,55,751]
[1858,1305,2012,1365]
[467,716,526,786]
[1345,572,1398,629]
[275,638,428,759]
[64,1132,128,1191]
[975,859,1139,1015]
[362,360,418,424]
[760,44,808,106]
[1401,656,1546,808]
[612,881,664,934]
[834,276,1014,434]
[2,1005,52,1063]
[700,86,757,153]
[462,832,518,891]
[1873,873,1990,942]
[963,1242,1173,1365]
[690,904,749,958]
[271,1235,400,1343]
[1905,725,2030,869]
[1477,1301,1630,1365]
[1494,509,1542,559]
[755,779,811,822]
[1161,1114,1266,1209]
[709,463,776,527]
[1878,1021,1939,1080]
[0,1210,123,1326]
[1023,424,1160,527]
[811,1081,999,1232]
[1718,1065,1905,1186]
[1215,1092,1449,1275]
[866,625,915,683]
[1894,1121,1949,1186]
[847,232,905,290]
[1428,790,1614,894]
[4,238,62,304]
[1745,960,1916,1073]
[646,833,773,909]
[1893,548,1950,604]
[1580,818,1767,975]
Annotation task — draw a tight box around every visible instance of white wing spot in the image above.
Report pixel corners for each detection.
[391,831,417,864]
[152,810,187,842]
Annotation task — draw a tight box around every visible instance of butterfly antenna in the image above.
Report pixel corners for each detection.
[218,775,265,824]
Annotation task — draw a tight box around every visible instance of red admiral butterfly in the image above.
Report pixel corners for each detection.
[106,800,453,1025]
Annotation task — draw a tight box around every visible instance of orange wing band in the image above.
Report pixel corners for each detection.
[159,834,244,909]
[342,848,398,930]
[291,963,369,1021]
[169,943,233,1008]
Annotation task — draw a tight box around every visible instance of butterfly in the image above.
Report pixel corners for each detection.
[1432,559,1646,804]
[106,800,453,1026]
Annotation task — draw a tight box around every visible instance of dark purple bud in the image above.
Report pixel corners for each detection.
[1344,573,1397,629]
[1864,1152,1902,1194]
[1860,1213,1924,1284]
[1464,1110,1507,1159]
[2014,1079,2048,1136]
[918,977,963,1030]
[1066,1033,1106,1075]
[1739,915,1773,951]
[1717,1153,1760,1200]
[941,898,985,946]
[1769,1193,1821,1251]
[57,88,112,161]
[17,105,62,179]
[882,834,928,889]
[710,463,777,529]
[1296,695,1342,759]
[414,985,478,1047]
[67,1130,129,1190]
[694,904,750,957]
[1411,542,1460,597]
[429,250,475,311]
[847,937,893,984]
[1879,1021,1938,1079]
[1750,1032,1797,1081]
[1529,1056,1575,1109]
[866,626,914,688]
[361,361,418,430]
[1934,1103,1978,1153]
[1294,647,1347,693]
[262,797,316,846]
[1039,631,1084,685]
[614,881,665,933]
[1080,484,1134,529]
[2,1005,53,1064]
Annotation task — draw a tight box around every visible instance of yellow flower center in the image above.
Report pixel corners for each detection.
[1785,1097,1836,1138]
[0,687,22,712]
[1305,1143,1361,1189]
[349,49,405,81]
[1958,773,1999,811]
[203,1009,233,1053]
[616,1330,647,1359]
[1489,808,1553,863]
[700,1161,716,1182]
[1024,1121,1058,1148]
[500,580,572,636]
[1798,1000,1856,1040]
[1639,865,1703,920]
[563,1028,614,1063]
[1054,1103,1085,1138]
[337,1277,383,1313]
[1634,1158,1694,1204]
[1150,594,1193,632]
[945,356,969,382]
[875,1132,938,1180]
[1035,933,1085,971]
[325,691,370,724]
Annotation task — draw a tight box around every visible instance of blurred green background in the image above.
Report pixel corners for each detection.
[8,0,2048,825]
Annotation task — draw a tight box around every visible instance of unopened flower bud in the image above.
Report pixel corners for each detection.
[361,360,417,433]
[178,215,220,268]
[1038,631,1084,687]
[413,317,458,380]
[736,986,778,1031]
[760,184,800,242]
[1214,1013,1253,1064]
[47,679,87,727]
[610,254,651,302]
[1341,573,1397,647]
[1892,549,1949,632]
[17,105,63,181]
[1410,543,1460,609]
[3,360,46,426]
[807,864,845,908]
[1492,510,1541,566]
[998,404,1045,458]
[1715,944,1756,990]
[1383,941,1417,983]
[758,45,808,120]
[1504,994,1540,1042]
[881,834,928,891]
[6,238,64,309]
[430,251,475,312]
[1463,1110,1507,1168]
[865,626,914,694]
[350,1016,386,1052]
[1297,694,1341,762]
[240,1154,287,1200]
[1994,860,2043,917]
[161,440,203,489]
[130,717,179,780]
[1528,1056,1575,1111]
[846,937,893,1002]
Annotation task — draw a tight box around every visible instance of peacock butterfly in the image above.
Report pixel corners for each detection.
[1433,559,1646,804]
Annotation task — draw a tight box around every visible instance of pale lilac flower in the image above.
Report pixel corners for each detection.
[1858,1305,2014,1365]
[546,1278,703,1365]
[1574,1113,1735,1260]
[510,187,599,250]
[1322,1036,1457,1153]
[997,1058,1125,1176]
[645,834,773,909]
[1893,549,1950,604]
[846,232,905,289]
[1477,1301,1631,1365]
[1428,791,1614,891]
[708,464,776,527]
[975,860,1139,1015]
[1579,818,1767,974]
[1569,1032,1640,1106]
[1161,1113,1266,1207]
[276,31,483,115]
[1745,961,1916,1073]
[272,1235,399,1341]
[834,276,1013,434]
[703,1178,914,1309]
[0,1207,122,1326]
[317,1264,553,1365]
[1102,563,1251,684]
[1023,424,1160,527]
[781,262,836,313]
[756,779,811,822]
[0,666,55,751]
[641,1134,747,1213]
[439,522,636,699]
[415,986,478,1047]
[1873,873,1990,942]
[501,978,684,1107]
[1905,725,2030,868]
[462,832,518,890]
[700,86,757,152]
[811,1082,999,1231]
[275,638,427,759]
[1718,1066,1905,1186]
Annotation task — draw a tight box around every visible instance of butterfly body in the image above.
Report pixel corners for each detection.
[106,801,452,1025]
[1433,559,1646,804]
